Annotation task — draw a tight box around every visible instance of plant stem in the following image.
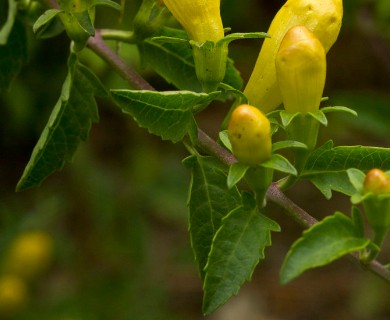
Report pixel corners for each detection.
[78,23,390,284]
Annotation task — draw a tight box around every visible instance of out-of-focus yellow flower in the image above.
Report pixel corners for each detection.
[228,104,272,166]
[4,231,54,280]
[276,26,326,114]
[244,0,343,113]
[0,275,28,315]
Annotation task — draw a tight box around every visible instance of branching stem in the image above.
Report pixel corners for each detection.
[40,0,390,283]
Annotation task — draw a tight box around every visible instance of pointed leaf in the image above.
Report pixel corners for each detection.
[261,154,297,175]
[183,156,242,281]
[111,89,219,143]
[203,194,280,314]
[272,140,307,152]
[280,212,370,284]
[16,54,107,191]
[227,163,249,189]
[309,172,357,199]
[308,110,328,126]
[218,130,232,152]
[0,19,28,93]
[321,105,357,117]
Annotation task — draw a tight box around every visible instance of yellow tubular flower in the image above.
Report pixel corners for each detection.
[244,0,343,113]
[275,26,326,114]
[228,104,272,166]
[163,0,224,42]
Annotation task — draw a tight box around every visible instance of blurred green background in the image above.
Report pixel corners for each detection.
[1,0,390,319]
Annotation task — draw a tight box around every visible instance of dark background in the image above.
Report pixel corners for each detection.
[1,0,390,319]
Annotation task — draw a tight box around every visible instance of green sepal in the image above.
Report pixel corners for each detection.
[321,105,358,117]
[149,35,189,44]
[261,154,297,176]
[91,0,121,10]
[218,130,232,152]
[272,140,308,153]
[280,212,370,284]
[217,32,269,45]
[227,163,249,189]
[307,110,328,126]
[218,83,248,104]
[33,9,64,36]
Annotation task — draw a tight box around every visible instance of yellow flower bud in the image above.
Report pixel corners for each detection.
[244,0,343,113]
[228,104,272,166]
[276,26,326,114]
[363,169,390,195]
[162,0,224,42]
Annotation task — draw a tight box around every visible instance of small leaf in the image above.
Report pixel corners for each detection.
[111,89,219,143]
[279,110,299,127]
[73,10,95,36]
[203,193,280,314]
[227,163,249,189]
[280,212,370,284]
[16,54,107,191]
[272,140,307,152]
[261,154,297,175]
[183,155,241,281]
[33,9,63,35]
[219,32,269,45]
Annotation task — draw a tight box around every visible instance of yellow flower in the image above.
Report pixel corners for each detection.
[276,26,326,114]
[163,0,224,42]
[0,275,28,315]
[228,104,272,166]
[244,0,343,113]
[363,169,390,195]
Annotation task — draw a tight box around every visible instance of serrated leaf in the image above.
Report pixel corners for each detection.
[309,172,358,199]
[142,27,243,94]
[203,194,280,314]
[111,89,219,143]
[33,9,63,35]
[16,54,107,191]
[261,154,297,175]
[0,0,17,45]
[0,19,28,93]
[227,163,249,189]
[183,155,241,281]
[280,212,370,284]
[302,141,390,198]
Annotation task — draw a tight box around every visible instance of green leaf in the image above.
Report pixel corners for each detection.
[16,54,107,191]
[203,193,280,314]
[321,105,358,117]
[309,172,357,199]
[0,0,17,45]
[280,212,370,284]
[110,89,219,143]
[218,32,269,44]
[347,168,365,193]
[261,154,297,175]
[302,141,390,198]
[73,10,95,36]
[33,9,63,35]
[227,163,249,189]
[0,19,28,93]
[308,110,328,126]
[183,155,241,281]
[141,27,243,93]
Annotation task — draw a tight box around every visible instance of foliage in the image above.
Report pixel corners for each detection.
[1,0,390,317]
